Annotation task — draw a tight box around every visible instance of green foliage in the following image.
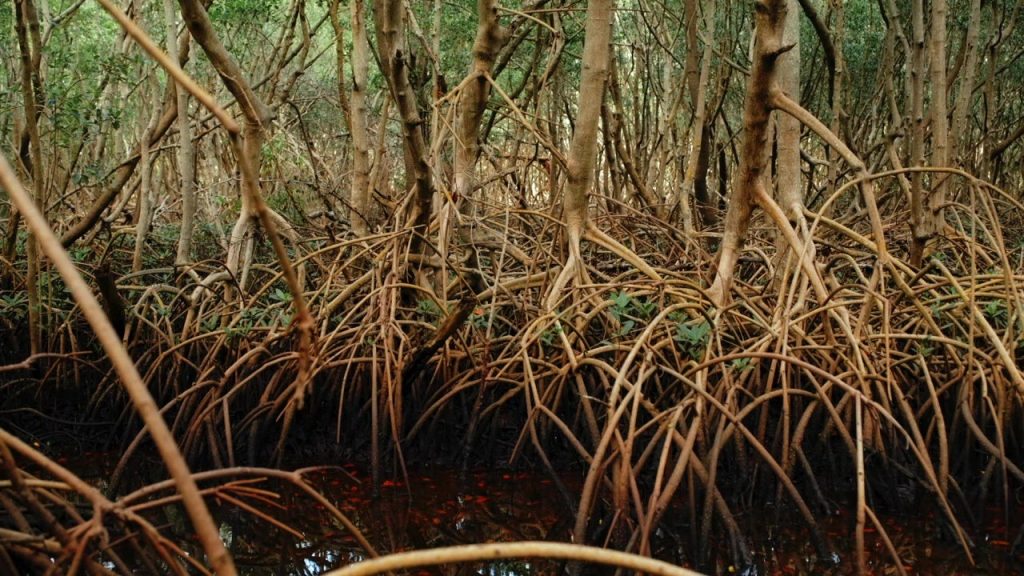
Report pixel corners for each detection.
[0,292,29,321]
[224,308,262,342]
[210,0,286,22]
[730,357,752,373]
[416,298,443,320]
[270,288,293,325]
[674,316,711,360]
[607,290,657,338]
[983,299,1008,328]
[917,336,934,359]
[70,246,91,262]
[539,323,562,348]
[261,134,287,163]
[201,315,220,334]
[469,307,488,330]
[266,188,306,224]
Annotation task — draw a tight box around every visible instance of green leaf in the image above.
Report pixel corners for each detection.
[615,319,635,337]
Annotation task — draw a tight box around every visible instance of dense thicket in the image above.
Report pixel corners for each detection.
[1,0,1023,574]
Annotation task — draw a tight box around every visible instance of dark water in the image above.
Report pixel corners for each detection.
[212,467,1024,575]
[46,453,1024,575]
[220,467,572,575]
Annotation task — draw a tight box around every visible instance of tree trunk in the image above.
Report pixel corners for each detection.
[131,86,160,273]
[908,0,927,266]
[329,0,352,133]
[927,0,949,252]
[449,0,507,280]
[951,0,981,166]
[708,0,791,307]
[776,0,800,220]
[165,0,196,268]
[178,0,293,284]
[681,0,716,234]
[374,0,435,256]
[349,0,372,237]
[543,0,614,310]
[15,0,44,355]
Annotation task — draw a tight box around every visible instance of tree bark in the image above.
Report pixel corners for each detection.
[348,0,372,237]
[926,0,949,252]
[165,0,196,268]
[681,0,716,234]
[131,86,160,273]
[908,0,927,266]
[374,0,435,256]
[776,0,800,220]
[178,0,292,284]
[951,0,981,167]
[329,0,353,133]
[543,0,615,310]
[826,0,846,200]
[447,0,507,287]
[708,0,792,307]
[15,0,44,355]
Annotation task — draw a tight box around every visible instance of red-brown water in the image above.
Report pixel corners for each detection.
[213,466,1023,575]
[46,452,1024,575]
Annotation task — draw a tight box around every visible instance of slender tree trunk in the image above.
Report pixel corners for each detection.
[132,87,160,273]
[374,0,435,256]
[908,0,927,266]
[564,0,612,234]
[452,0,506,225]
[826,0,845,202]
[15,0,44,355]
[951,0,981,167]
[428,0,443,217]
[681,0,716,234]
[777,0,800,219]
[927,0,949,249]
[329,0,352,133]
[349,0,372,237]
[543,0,614,310]
[178,0,297,285]
[164,0,196,268]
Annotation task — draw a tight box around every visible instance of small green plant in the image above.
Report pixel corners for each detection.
[225,308,261,341]
[200,316,219,334]
[632,298,657,319]
[70,246,91,262]
[983,299,1008,328]
[674,317,711,360]
[469,307,488,330]
[917,336,934,358]
[269,287,292,305]
[416,298,443,320]
[607,290,658,338]
[539,323,563,348]
[730,357,752,373]
[0,292,28,321]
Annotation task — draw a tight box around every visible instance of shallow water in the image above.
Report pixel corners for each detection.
[46,452,1024,575]
[209,467,1023,575]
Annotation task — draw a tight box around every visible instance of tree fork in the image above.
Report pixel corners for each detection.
[708,0,793,307]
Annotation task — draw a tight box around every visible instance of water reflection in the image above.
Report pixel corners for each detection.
[215,468,565,575]
[176,467,1021,575]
